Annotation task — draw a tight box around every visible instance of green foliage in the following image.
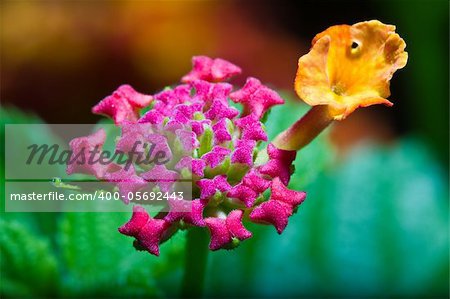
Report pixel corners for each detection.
[58,212,185,297]
[1,103,448,298]
[0,107,186,297]
[204,138,448,297]
[0,106,43,124]
[0,106,64,236]
[0,219,58,296]
[204,95,449,297]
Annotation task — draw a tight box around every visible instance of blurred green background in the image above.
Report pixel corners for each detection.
[1,0,448,298]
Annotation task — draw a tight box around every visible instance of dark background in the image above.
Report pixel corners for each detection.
[1,0,448,166]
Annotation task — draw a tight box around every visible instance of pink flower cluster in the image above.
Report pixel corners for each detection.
[67,56,306,255]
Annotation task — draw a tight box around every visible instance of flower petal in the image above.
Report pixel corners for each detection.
[141,165,178,192]
[66,129,108,178]
[258,143,296,185]
[226,210,252,240]
[227,183,258,207]
[231,139,256,166]
[249,200,292,234]
[196,175,231,200]
[235,114,267,142]
[270,177,306,207]
[136,218,170,256]
[104,164,147,204]
[204,217,231,251]
[182,56,241,83]
[202,146,231,169]
[230,77,284,119]
[165,198,206,227]
[92,85,152,125]
[118,205,149,237]
[205,210,251,250]
[295,20,407,119]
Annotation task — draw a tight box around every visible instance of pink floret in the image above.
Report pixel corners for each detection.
[182,56,241,83]
[202,146,231,168]
[115,121,152,154]
[164,198,206,227]
[242,170,271,193]
[249,199,291,234]
[235,114,268,141]
[249,177,306,234]
[227,183,258,207]
[226,210,252,240]
[230,77,284,119]
[191,119,211,136]
[136,218,170,256]
[204,99,239,120]
[176,128,200,152]
[117,84,153,108]
[212,118,232,144]
[270,177,306,207]
[141,165,179,192]
[66,129,108,178]
[119,205,171,256]
[205,210,251,250]
[259,143,296,185]
[192,159,206,177]
[138,110,165,125]
[154,84,191,105]
[196,175,231,200]
[118,205,150,237]
[104,164,148,204]
[92,85,152,125]
[231,139,256,166]
[190,80,233,105]
[176,157,206,177]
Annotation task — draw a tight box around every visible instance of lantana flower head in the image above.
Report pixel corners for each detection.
[68,55,306,256]
[295,20,408,120]
[67,20,407,257]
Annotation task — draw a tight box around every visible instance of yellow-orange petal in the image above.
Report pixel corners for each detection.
[294,20,408,120]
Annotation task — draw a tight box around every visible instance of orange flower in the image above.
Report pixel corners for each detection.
[295,20,408,120]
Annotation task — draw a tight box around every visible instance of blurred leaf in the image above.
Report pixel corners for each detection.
[205,137,448,297]
[312,139,449,297]
[0,106,43,124]
[0,219,58,297]
[1,106,187,297]
[2,97,448,298]
[58,212,186,297]
[0,106,64,237]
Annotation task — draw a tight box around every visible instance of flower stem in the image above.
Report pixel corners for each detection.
[272,105,334,151]
[181,227,209,298]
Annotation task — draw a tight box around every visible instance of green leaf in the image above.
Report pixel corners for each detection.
[0,219,59,297]
[58,212,186,297]
[205,137,448,297]
[312,139,449,297]
[0,106,64,237]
